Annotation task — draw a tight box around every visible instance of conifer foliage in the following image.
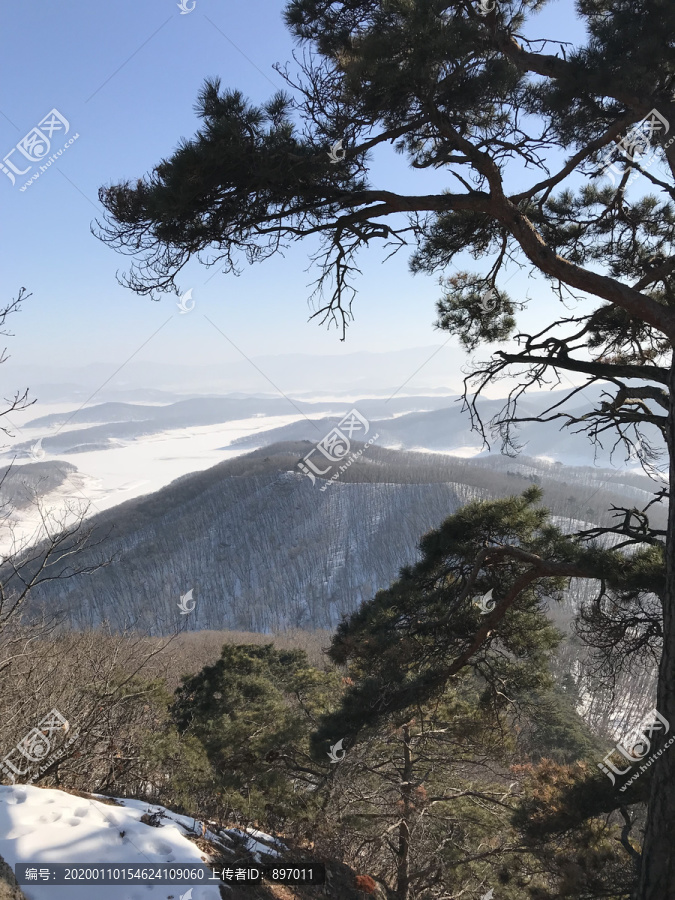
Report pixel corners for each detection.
[97,2,675,894]
[171,644,339,825]
[312,489,655,754]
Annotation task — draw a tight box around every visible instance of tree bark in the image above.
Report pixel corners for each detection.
[395,725,413,900]
[637,353,675,899]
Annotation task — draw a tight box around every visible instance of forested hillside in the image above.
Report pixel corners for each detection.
[0,461,77,509]
[0,444,647,729]
[17,442,661,633]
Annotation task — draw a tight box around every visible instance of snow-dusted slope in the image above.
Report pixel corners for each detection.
[18,442,664,633]
[0,785,274,899]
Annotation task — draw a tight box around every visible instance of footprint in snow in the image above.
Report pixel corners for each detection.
[103,812,125,826]
[142,840,174,857]
[36,811,62,825]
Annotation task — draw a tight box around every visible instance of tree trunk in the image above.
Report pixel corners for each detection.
[637,355,675,898]
[395,725,412,900]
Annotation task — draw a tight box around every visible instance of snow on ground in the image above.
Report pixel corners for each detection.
[400,444,486,458]
[1,399,480,555]
[238,828,286,851]
[0,785,235,899]
[225,830,281,863]
[47,413,314,507]
[0,411,329,556]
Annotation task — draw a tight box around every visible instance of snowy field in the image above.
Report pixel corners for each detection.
[0,396,486,556]
[0,407,331,556]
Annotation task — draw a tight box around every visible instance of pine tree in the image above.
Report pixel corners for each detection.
[323,685,524,900]
[314,495,625,898]
[311,489,659,895]
[96,3,675,893]
[170,643,340,826]
[310,490,653,750]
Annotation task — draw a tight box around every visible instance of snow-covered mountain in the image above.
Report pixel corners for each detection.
[15,443,663,634]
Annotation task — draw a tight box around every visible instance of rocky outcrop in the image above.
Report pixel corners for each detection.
[0,854,26,900]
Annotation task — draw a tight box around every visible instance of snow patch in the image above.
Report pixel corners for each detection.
[0,785,222,899]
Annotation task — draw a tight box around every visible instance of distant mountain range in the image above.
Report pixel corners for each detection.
[11,395,457,457]
[5,441,661,741]
[8,386,666,471]
[17,442,663,636]
[3,345,465,403]
[230,390,666,470]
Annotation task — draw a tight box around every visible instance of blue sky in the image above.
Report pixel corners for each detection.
[0,0,586,387]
